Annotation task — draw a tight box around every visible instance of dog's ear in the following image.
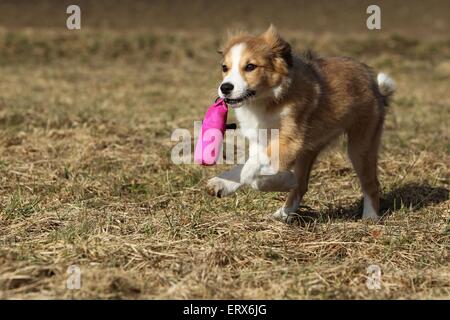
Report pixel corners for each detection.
[262,24,293,69]
[262,24,279,41]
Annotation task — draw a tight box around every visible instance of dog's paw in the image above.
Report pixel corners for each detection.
[362,202,381,222]
[362,211,381,222]
[206,177,240,198]
[273,207,289,221]
[272,207,299,224]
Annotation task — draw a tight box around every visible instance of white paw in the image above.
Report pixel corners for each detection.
[272,207,298,224]
[362,211,381,222]
[206,177,240,198]
[362,194,381,221]
[273,207,289,221]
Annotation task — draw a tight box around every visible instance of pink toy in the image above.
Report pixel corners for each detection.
[194,98,228,166]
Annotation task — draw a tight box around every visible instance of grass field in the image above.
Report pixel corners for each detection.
[0,0,449,299]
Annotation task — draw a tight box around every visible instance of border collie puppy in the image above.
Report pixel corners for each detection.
[206,25,395,222]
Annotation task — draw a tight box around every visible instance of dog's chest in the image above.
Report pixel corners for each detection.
[234,105,281,141]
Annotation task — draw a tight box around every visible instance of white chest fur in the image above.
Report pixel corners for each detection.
[234,104,281,142]
[233,103,282,167]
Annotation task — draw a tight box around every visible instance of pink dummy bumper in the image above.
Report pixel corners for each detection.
[194,99,228,166]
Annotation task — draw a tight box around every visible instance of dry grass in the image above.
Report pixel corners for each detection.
[0,1,449,299]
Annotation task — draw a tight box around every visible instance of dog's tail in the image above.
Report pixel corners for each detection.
[377,72,396,106]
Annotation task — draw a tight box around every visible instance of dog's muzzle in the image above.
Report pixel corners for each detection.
[224,90,256,105]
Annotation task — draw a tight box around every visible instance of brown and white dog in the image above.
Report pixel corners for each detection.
[206,25,395,222]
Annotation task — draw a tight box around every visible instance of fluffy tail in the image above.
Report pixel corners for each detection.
[377,73,396,105]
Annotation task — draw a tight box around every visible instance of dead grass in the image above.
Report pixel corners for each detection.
[0,1,449,299]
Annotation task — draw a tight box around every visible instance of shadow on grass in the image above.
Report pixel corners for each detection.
[293,183,449,224]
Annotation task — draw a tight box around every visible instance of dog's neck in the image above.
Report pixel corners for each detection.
[269,55,321,110]
[233,55,315,134]
[271,74,293,103]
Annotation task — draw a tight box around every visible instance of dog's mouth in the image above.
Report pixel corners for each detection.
[224,90,256,106]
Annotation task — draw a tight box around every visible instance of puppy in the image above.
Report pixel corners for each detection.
[206,25,395,222]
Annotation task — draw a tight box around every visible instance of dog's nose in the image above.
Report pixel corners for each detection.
[220,82,234,95]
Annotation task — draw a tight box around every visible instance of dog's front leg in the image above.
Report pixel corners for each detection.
[240,156,297,192]
[206,165,243,197]
[272,150,318,223]
[240,137,298,191]
[239,156,265,186]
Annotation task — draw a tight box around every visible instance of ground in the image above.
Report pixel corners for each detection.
[0,0,449,299]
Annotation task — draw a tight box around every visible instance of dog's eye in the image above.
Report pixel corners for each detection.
[222,65,228,72]
[245,63,257,72]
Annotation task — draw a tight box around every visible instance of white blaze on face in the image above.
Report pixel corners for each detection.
[218,43,248,99]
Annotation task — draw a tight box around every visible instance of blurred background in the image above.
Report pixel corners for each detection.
[1,0,449,36]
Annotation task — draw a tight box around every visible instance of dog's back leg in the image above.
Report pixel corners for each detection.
[273,150,318,222]
[347,110,384,220]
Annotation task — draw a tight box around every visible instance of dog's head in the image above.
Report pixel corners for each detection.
[218,25,293,107]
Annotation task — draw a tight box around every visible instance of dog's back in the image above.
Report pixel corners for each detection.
[281,55,395,153]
